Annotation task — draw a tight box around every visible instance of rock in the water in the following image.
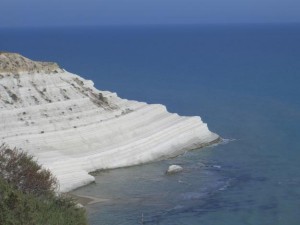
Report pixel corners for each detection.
[167,165,183,174]
[0,53,220,192]
[75,203,84,208]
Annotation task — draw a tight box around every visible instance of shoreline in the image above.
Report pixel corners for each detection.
[68,137,223,206]
[68,193,111,206]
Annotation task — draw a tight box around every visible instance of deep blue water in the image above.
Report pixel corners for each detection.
[1,24,300,224]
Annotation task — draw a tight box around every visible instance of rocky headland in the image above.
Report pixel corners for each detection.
[0,53,220,192]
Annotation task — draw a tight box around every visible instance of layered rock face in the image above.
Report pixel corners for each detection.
[0,53,219,192]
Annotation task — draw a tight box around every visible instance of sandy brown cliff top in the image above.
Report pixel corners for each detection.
[0,52,63,74]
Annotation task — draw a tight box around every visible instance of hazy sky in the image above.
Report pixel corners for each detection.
[1,0,300,27]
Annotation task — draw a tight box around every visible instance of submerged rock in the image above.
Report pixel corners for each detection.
[0,53,219,192]
[166,165,183,174]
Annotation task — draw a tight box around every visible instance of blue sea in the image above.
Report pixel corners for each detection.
[1,24,300,225]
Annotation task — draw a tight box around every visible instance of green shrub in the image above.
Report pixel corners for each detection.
[0,144,88,225]
[0,144,57,196]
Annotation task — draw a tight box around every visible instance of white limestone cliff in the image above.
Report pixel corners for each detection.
[0,52,219,192]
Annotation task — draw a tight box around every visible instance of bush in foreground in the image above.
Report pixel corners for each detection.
[0,144,57,196]
[0,144,88,225]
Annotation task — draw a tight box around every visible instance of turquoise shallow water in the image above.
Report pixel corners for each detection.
[1,24,300,224]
